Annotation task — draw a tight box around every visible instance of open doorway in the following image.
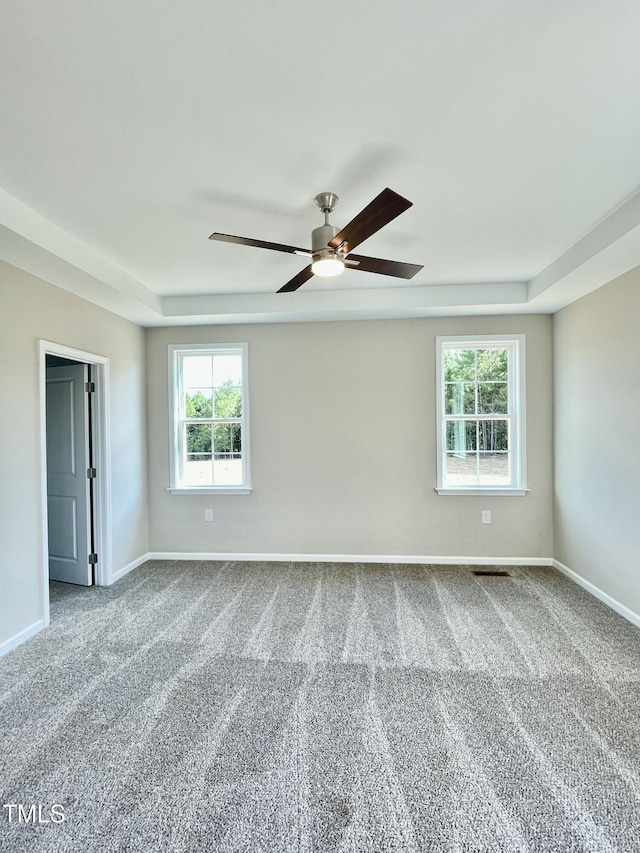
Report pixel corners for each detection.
[39,341,112,627]
[45,356,95,586]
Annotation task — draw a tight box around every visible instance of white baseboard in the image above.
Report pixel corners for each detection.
[553,559,640,629]
[148,551,553,566]
[109,552,152,584]
[0,619,45,659]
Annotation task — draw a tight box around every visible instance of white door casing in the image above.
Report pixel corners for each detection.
[45,363,92,585]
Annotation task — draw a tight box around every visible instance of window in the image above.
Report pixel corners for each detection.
[168,344,250,494]
[436,335,526,495]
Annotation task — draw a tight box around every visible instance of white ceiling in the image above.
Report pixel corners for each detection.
[1,0,640,326]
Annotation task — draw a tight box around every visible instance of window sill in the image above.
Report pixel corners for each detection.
[167,486,252,495]
[435,487,529,496]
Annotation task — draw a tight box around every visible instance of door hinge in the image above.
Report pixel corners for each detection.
[87,468,97,479]
[88,553,98,565]
[85,381,95,393]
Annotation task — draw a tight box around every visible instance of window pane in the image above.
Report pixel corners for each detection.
[184,423,213,485]
[478,452,510,486]
[445,382,475,415]
[185,388,213,418]
[187,423,212,457]
[212,354,242,387]
[478,420,508,452]
[213,423,230,455]
[444,348,476,382]
[477,382,508,414]
[476,348,508,381]
[230,422,242,455]
[446,420,477,452]
[445,452,478,486]
[183,356,213,388]
[214,382,242,418]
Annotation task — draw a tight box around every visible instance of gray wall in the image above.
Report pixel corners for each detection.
[0,261,149,648]
[554,266,640,615]
[147,315,553,558]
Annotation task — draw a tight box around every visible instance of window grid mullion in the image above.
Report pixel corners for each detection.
[444,415,512,421]
[182,418,242,425]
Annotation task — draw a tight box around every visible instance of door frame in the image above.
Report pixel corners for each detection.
[38,340,113,626]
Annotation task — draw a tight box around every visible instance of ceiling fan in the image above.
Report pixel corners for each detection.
[209,188,424,293]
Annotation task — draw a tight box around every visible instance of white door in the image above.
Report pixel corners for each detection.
[46,363,93,585]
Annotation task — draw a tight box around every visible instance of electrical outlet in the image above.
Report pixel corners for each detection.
[204,508,213,522]
[481,510,491,524]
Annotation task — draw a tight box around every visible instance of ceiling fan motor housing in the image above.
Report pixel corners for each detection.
[312,223,340,252]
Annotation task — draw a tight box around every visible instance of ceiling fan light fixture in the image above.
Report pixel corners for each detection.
[311,252,345,277]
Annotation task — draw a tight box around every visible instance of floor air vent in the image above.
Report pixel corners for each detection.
[472,570,511,577]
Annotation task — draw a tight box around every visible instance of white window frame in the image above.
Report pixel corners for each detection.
[435,334,527,496]
[168,343,251,495]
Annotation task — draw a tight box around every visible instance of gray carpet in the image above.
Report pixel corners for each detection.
[2,561,640,852]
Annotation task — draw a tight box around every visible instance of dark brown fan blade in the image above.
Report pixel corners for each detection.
[347,254,423,280]
[328,188,413,253]
[277,265,314,293]
[209,232,310,255]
